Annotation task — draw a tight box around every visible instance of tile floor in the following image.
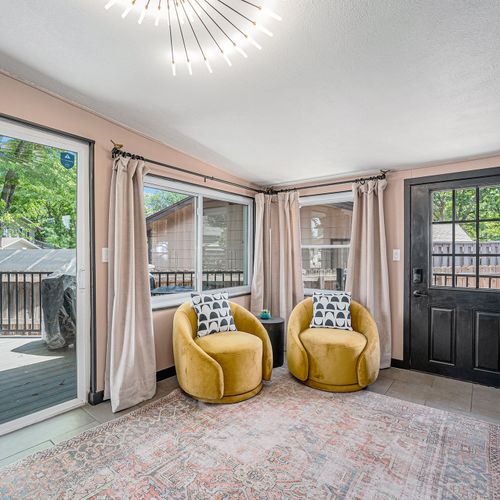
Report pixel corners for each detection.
[0,368,499,469]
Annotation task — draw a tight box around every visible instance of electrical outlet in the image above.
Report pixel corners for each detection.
[393,249,400,261]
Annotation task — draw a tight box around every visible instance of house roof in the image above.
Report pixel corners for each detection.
[432,223,473,243]
[146,196,194,224]
[0,237,40,250]
[0,249,76,273]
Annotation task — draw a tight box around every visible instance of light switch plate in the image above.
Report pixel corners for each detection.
[102,247,109,263]
[393,249,400,261]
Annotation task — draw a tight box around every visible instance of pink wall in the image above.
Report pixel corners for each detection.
[292,155,500,360]
[2,72,499,375]
[0,73,255,391]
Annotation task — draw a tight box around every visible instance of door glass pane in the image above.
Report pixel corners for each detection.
[479,220,500,290]
[432,190,453,222]
[479,257,500,289]
[432,223,453,255]
[455,259,477,288]
[144,187,196,295]
[431,255,453,287]
[202,199,248,291]
[454,223,476,254]
[0,133,78,425]
[455,188,476,221]
[479,185,500,219]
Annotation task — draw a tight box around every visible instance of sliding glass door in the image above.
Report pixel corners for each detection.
[0,117,90,435]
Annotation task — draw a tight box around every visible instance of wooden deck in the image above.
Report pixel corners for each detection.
[0,337,76,425]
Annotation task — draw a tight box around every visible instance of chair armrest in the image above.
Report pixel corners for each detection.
[231,303,273,380]
[287,298,311,381]
[351,301,380,386]
[173,305,224,400]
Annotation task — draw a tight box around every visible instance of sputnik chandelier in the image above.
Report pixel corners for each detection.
[104,0,281,75]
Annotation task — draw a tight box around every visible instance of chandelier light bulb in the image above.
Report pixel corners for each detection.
[256,24,273,37]
[222,52,232,67]
[235,45,248,58]
[121,4,133,18]
[105,0,281,74]
[138,9,147,24]
[104,0,117,10]
[261,8,282,21]
[247,37,262,50]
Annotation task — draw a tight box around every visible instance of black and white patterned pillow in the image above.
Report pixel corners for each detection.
[310,291,352,330]
[191,291,237,337]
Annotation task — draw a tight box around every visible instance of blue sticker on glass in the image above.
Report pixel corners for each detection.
[60,152,76,169]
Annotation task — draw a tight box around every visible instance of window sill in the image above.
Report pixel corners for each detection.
[151,286,251,311]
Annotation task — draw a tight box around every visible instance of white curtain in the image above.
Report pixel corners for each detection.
[251,191,304,321]
[105,156,156,412]
[346,179,392,368]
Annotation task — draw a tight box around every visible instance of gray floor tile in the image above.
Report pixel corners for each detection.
[431,376,473,396]
[366,377,393,394]
[425,388,472,412]
[0,440,53,469]
[385,380,432,404]
[0,407,95,460]
[51,422,100,444]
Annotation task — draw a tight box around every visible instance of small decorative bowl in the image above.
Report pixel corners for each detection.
[260,309,271,320]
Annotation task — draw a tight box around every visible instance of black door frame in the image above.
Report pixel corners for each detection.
[403,165,500,370]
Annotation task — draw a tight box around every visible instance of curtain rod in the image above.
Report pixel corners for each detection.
[271,170,389,193]
[110,142,388,195]
[111,145,265,194]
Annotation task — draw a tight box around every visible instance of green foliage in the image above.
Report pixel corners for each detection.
[432,187,500,241]
[0,137,77,248]
[144,188,187,217]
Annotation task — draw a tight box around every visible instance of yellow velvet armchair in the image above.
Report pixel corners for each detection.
[173,301,273,403]
[287,297,380,392]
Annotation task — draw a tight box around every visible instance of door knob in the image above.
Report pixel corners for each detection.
[413,290,428,297]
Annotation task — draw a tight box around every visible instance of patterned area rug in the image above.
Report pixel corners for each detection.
[1,369,499,499]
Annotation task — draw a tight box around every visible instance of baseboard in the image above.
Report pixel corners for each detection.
[88,390,104,406]
[156,366,176,382]
[391,358,409,369]
[88,367,176,406]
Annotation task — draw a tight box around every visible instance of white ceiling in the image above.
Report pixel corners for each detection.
[1,1,500,186]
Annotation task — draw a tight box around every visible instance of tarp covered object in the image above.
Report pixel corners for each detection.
[41,259,77,350]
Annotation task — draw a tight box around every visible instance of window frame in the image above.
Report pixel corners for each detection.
[144,175,253,310]
[299,191,354,295]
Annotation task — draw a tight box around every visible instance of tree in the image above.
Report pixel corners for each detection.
[143,188,187,217]
[0,137,77,248]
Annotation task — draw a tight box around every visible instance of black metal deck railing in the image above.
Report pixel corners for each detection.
[150,270,245,292]
[0,272,50,336]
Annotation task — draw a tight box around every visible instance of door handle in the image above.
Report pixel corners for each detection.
[413,290,428,298]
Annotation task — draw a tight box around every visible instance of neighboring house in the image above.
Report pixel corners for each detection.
[146,197,245,273]
[0,237,40,250]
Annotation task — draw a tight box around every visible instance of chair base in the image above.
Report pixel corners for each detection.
[304,378,365,393]
[196,383,263,404]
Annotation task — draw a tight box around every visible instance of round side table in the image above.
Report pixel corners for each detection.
[258,316,285,368]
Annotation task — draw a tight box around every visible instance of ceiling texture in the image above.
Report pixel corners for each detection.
[1,0,500,186]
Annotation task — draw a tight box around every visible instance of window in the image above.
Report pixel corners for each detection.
[431,184,500,289]
[144,176,253,308]
[300,192,354,293]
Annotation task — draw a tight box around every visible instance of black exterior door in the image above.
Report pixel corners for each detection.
[408,172,500,387]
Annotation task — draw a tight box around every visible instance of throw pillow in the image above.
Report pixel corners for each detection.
[191,291,237,337]
[310,291,352,330]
